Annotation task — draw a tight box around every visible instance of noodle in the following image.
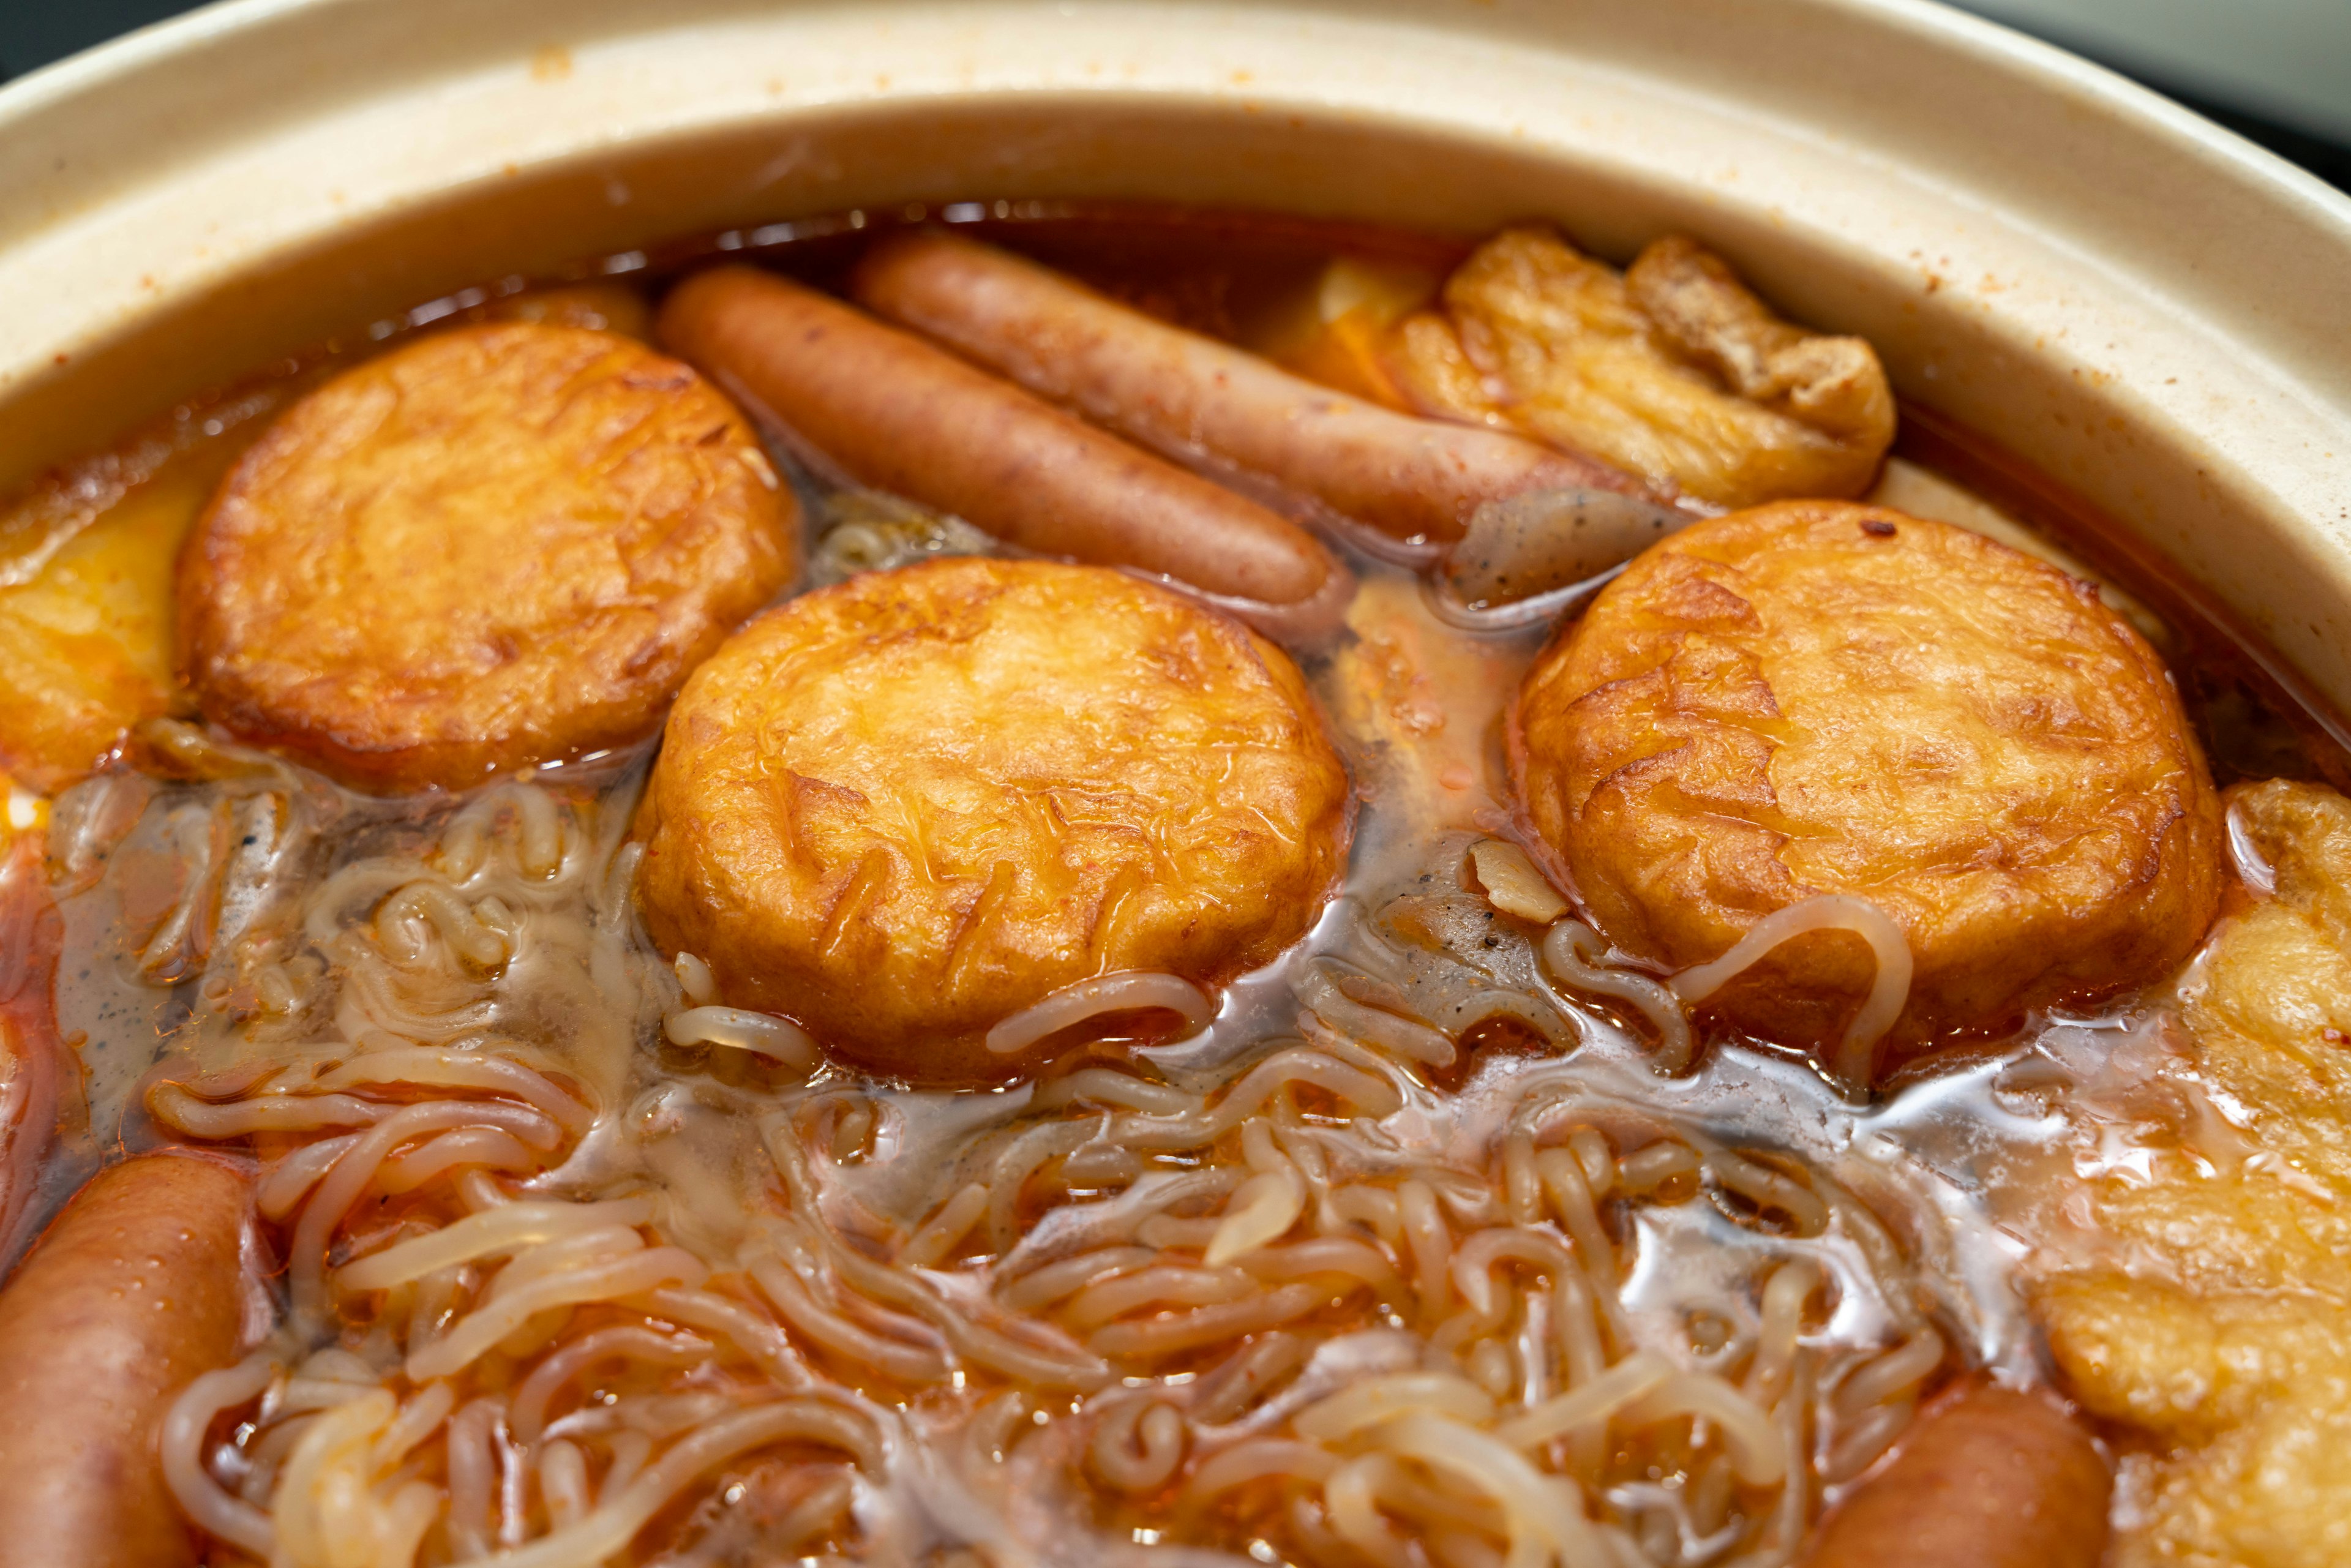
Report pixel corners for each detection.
[1325,1455,1420,1568]
[1030,1068,1196,1115]
[150,1085,389,1136]
[161,1354,281,1559]
[68,675,1961,1568]
[628,1286,809,1387]
[313,1049,594,1133]
[902,1181,991,1267]
[483,1402,877,1568]
[1745,1259,1820,1408]
[1832,1327,1944,1417]
[1669,895,1914,1086]
[985,971,1215,1054]
[999,1247,1156,1313]
[1542,923,1694,1074]
[1295,1373,1496,1441]
[509,1326,716,1443]
[375,880,512,970]
[1245,1238,1406,1301]
[1087,1283,1324,1358]
[377,1127,540,1191]
[1112,1046,1404,1151]
[747,1255,950,1384]
[258,1134,361,1219]
[340,1198,656,1291]
[407,1243,710,1380]
[1205,1166,1306,1266]
[1090,1398,1188,1491]
[1297,964,1457,1068]
[1189,1331,1312,1424]
[1705,1147,1831,1237]
[1616,1372,1786,1486]
[291,1101,561,1321]
[539,1439,591,1529]
[1063,1264,1257,1330]
[1398,1179,1452,1318]
[1382,1413,1611,1568]
[1495,1351,1673,1448]
[664,1005,819,1072]
[1187,1438,1341,1496]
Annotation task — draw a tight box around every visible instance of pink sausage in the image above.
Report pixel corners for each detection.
[659,266,1349,628]
[0,1153,253,1568]
[1803,1382,2110,1568]
[852,230,1644,547]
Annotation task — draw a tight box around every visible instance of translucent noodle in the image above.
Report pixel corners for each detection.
[1542,922,1694,1073]
[986,971,1215,1055]
[160,1355,280,1559]
[1670,894,1914,1086]
[485,1402,877,1568]
[87,700,1964,1568]
[664,1003,819,1072]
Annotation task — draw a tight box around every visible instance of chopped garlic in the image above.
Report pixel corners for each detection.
[1469,839,1568,924]
[5,784,45,833]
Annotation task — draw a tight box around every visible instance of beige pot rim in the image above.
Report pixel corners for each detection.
[2,0,2347,706]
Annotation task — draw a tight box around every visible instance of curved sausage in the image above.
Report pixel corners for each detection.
[0,1152,252,1568]
[850,230,1648,547]
[1803,1382,2110,1568]
[0,829,60,1262]
[657,267,1348,629]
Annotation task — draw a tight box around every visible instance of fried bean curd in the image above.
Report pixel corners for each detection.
[1513,501,2222,1078]
[0,391,295,793]
[1390,228,1896,507]
[0,477,198,793]
[2033,780,2351,1568]
[179,321,795,793]
[634,557,1352,1078]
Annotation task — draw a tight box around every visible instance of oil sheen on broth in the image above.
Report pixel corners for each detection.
[0,203,2342,1568]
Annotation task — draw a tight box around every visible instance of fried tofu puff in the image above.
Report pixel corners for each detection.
[1390,228,1895,508]
[179,322,795,792]
[634,558,1352,1081]
[1512,501,2221,1070]
[2034,781,2351,1567]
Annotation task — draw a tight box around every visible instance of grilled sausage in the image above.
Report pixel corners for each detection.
[658,266,1349,636]
[0,1153,252,1568]
[851,230,1646,547]
[1802,1382,2110,1568]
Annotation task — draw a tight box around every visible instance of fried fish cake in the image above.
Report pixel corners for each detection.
[178,321,795,792]
[1512,500,2221,1068]
[635,557,1352,1080]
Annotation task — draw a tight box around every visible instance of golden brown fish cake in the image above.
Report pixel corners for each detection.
[634,557,1352,1081]
[178,321,795,792]
[1512,500,2221,1069]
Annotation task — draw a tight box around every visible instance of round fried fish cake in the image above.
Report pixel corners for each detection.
[1512,500,2221,1066]
[636,557,1352,1080]
[179,321,795,792]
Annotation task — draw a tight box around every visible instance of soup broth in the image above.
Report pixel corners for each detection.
[0,201,2343,1568]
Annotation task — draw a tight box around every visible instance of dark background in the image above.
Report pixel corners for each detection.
[1,0,2344,190]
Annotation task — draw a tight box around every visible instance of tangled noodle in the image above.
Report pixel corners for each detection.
[35,743,1952,1568]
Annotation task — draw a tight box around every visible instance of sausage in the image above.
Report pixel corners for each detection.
[657,266,1349,629]
[1802,1382,2110,1568]
[850,230,1647,547]
[0,1152,252,1568]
